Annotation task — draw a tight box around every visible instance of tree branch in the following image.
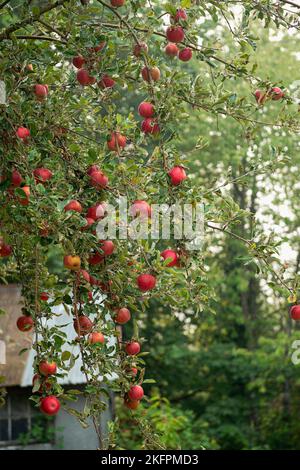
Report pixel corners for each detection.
[15,34,67,44]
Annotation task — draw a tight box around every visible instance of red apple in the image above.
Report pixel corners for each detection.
[141,118,160,135]
[16,127,30,140]
[107,132,127,151]
[16,315,34,332]
[89,170,108,189]
[138,101,154,118]
[178,47,192,62]
[79,269,91,283]
[73,55,85,69]
[130,200,152,218]
[17,186,30,206]
[161,249,179,267]
[86,203,105,220]
[82,217,95,230]
[165,43,179,57]
[34,84,48,99]
[64,255,81,271]
[98,75,116,89]
[0,243,12,257]
[130,367,138,377]
[141,66,161,82]
[74,315,93,336]
[11,170,23,187]
[99,240,115,256]
[166,26,185,43]
[40,396,60,416]
[77,69,91,86]
[125,341,141,356]
[271,87,284,101]
[168,166,187,186]
[64,200,83,213]
[111,0,125,6]
[88,332,105,344]
[88,252,104,265]
[137,274,156,292]
[290,305,300,321]
[128,385,144,401]
[172,8,187,22]
[133,42,148,57]
[115,307,131,324]
[39,360,57,376]
[124,399,140,410]
[40,292,49,301]
[33,168,53,183]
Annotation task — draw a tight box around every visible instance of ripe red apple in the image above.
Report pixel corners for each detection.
[74,315,93,335]
[166,26,185,43]
[137,273,156,292]
[111,0,125,6]
[172,8,187,22]
[168,166,187,186]
[271,87,284,101]
[128,385,144,401]
[115,307,131,324]
[11,169,23,187]
[107,132,127,151]
[40,292,49,301]
[34,84,48,99]
[124,399,140,410]
[165,43,179,57]
[88,332,105,344]
[130,367,138,376]
[138,101,155,118]
[63,255,81,271]
[141,118,160,135]
[16,315,34,332]
[82,217,95,230]
[33,168,53,183]
[99,240,115,256]
[0,243,12,257]
[89,170,108,189]
[79,269,91,283]
[17,186,30,206]
[133,42,148,57]
[16,127,30,140]
[73,55,85,69]
[141,66,161,82]
[64,200,83,213]
[40,396,60,416]
[161,249,179,267]
[125,341,141,356]
[39,360,57,376]
[178,47,192,62]
[77,69,92,86]
[130,200,152,218]
[88,252,104,265]
[290,305,300,321]
[98,75,116,89]
[86,203,105,220]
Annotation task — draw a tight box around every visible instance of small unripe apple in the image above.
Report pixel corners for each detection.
[17,186,30,206]
[138,101,155,118]
[33,168,53,183]
[141,118,160,135]
[271,87,284,101]
[11,170,23,187]
[125,341,141,356]
[166,26,185,43]
[40,396,60,416]
[130,200,152,218]
[16,315,34,332]
[168,166,187,186]
[161,249,179,267]
[64,200,83,213]
[88,332,105,344]
[115,307,131,324]
[34,84,48,99]
[98,75,116,89]
[39,360,57,376]
[64,255,81,271]
[133,42,148,57]
[73,55,85,69]
[165,43,179,57]
[124,399,140,410]
[89,171,108,189]
[40,292,49,301]
[74,315,93,335]
[111,0,125,6]
[0,243,12,257]
[137,274,156,292]
[99,240,115,256]
[128,385,144,401]
[16,127,30,140]
[290,305,300,321]
[107,132,127,151]
[77,69,91,86]
[178,47,192,62]
[141,66,161,82]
